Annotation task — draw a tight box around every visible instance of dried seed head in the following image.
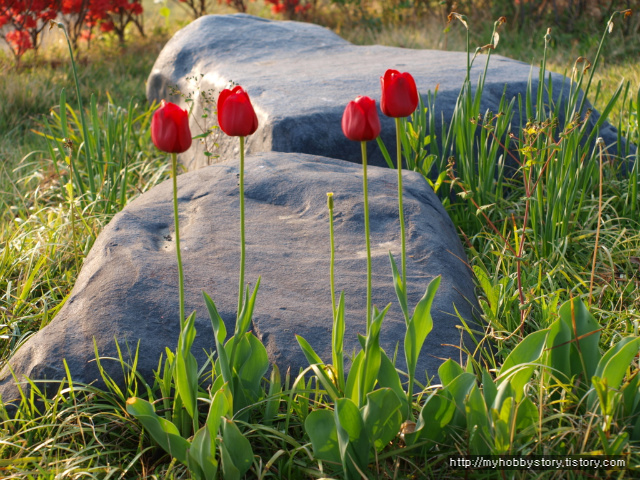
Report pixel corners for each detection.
[448,12,469,30]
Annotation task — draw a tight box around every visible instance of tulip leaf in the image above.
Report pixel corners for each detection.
[238,332,269,397]
[405,276,440,385]
[438,359,465,387]
[189,426,218,480]
[332,291,346,393]
[296,334,341,401]
[360,304,391,402]
[125,397,189,464]
[362,388,403,452]
[175,311,199,420]
[335,397,369,477]
[305,409,341,464]
[499,329,548,402]
[558,297,601,381]
[345,351,364,405]
[220,418,253,479]
[264,364,282,425]
[446,372,477,427]
[388,252,409,323]
[407,389,455,446]
[376,351,409,419]
[203,292,232,386]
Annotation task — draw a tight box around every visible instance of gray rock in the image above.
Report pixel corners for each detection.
[147,13,629,172]
[0,152,478,405]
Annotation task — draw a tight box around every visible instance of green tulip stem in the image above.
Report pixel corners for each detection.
[171,152,185,328]
[361,141,372,332]
[237,136,246,319]
[327,193,336,318]
[395,117,407,301]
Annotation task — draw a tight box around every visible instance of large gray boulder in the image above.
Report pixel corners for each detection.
[147,13,626,171]
[0,152,478,405]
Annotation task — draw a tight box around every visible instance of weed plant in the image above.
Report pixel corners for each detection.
[1,7,640,480]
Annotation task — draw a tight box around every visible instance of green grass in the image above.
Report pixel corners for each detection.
[1,3,640,479]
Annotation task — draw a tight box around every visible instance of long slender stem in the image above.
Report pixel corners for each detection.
[171,152,185,328]
[328,193,336,318]
[361,141,372,333]
[237,136,246,319]
[59,23,96,198]
[589,142,604,305]
[395,118,407,302]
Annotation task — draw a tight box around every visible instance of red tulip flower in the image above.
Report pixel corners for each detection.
[341,96,381,142]
[217,86,259,137]
[151,100,192,154]
[380,69,419,118]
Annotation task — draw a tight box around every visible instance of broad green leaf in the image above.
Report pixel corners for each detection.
[264,364,281,425]
[595,337,640,391]
[545,316,572,384]
[332,292,346,392]
[296,334,340,401]
[499,329,548,402]
[205,390,228,445]
[362,388,403,452]
[238,332,269,397]
[500,329,549,376]
[407,389,455,446]
[377,352,409,419]
[621,372,640,416]
[515,397,538,434]
[227,332,252,373]
[296,334,325,365]
[446,372,477,427]
[336,397,364,442]
[559,298,601,381]
[466,385,490,454]
[189,426,218,480]
[587,338,640,410]
[335,398,369,478]
[388,252,409,323]
[203,292,232,386]
[360,304,391,403]
[220,443,240,480]
[175,312,199,420]
[305,410,341,463]
[482,370,497,408]
[438,359,464,387]
[405,277,440,386]
[345,351,364,404]
[126,397,189,464]
[220,419,253,478]
[235,278,261,337]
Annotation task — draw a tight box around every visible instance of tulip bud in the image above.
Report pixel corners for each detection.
[217,86,259,137]
[151,100,192,154]
[341,96,381,142]
[380,69,419,118]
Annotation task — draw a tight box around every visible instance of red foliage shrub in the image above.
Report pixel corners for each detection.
[0,0,59,61]
[0,0,144,62]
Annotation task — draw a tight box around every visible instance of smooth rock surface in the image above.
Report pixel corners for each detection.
[147,13,625,171]
[0,152,478,404]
